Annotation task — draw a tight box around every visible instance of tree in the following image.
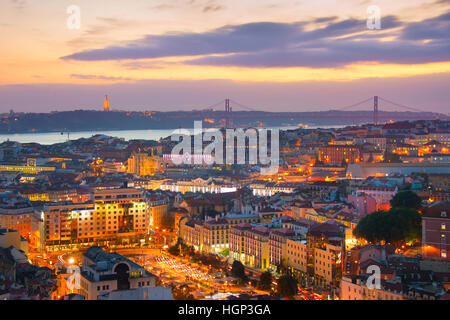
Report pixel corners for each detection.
[231,260,247,280]
[168,244,180,256]
[390,190,422,210]
[354,210,386,243]
[386,207,422,244]
[258,271,272,291]
[354,207,422,245]
[276,275,298,298]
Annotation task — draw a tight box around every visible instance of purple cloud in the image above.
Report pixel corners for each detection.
[60,13,449,68]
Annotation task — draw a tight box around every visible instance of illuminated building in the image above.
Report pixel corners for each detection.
[178,218,202,250]
[355,136,387,152]
[291,202,313,220]
[429,174,450,193]
[229,223,252,265]
[318,145,362,165]
[43,202,95,250]
[314,242,343,285]
[199,216,229,254]
[340,276,404,300]
[78,246,156,300]
[178,216,229,254]
[0,228,28,255]
[127,152,162,176]
[20,188,80,203]
[355,185,398,211]
[346,163,450,179]
[104,95,110,112]
[392,143,419,156]
[286,238,308,276]
[147,196,169,229]
[244,226,270,270]
[347,193,377,217]
[229,223,270,271]
[306,223,345,288]
[161,177,236,194]
[43,188,152,251]
[170,207,188,233]
[412,132,450,147]
[249,181,299,196]
[269,228,301,270]
[133,178,170,191]
[180,213,261,254]
[0,158,55,174]
[91,188,150,239]
[0,192,43,251]
[287,224,347,287]
[422,202,449,261]
[418,141,450,156]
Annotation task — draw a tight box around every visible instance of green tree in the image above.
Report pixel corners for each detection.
[354,210,387,243]
[276,275,298,298]
[390,190,422,210]
[354,207,421,245]
[258,271,273,291]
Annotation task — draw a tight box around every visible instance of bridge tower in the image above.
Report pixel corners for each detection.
[225,98,232,128]
[373,95,379,125]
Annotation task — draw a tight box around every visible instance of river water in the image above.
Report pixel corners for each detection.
[0,125,345,145]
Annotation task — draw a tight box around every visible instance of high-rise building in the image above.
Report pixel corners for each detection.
[43,188,152,250]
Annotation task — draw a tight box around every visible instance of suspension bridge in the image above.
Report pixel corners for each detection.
[199,96,439,128]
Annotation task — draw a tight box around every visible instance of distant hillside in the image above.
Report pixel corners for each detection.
[0,109,446,133]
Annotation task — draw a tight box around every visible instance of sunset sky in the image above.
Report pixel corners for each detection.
[0,0,449,112]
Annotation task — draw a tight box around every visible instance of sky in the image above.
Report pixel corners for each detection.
[0,0,449,113]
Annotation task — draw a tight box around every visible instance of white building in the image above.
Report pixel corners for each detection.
[79,246,157,300]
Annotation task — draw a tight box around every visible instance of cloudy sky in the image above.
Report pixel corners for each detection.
[0,0,449,113]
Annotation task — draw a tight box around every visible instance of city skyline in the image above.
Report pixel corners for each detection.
[0,0,449,112]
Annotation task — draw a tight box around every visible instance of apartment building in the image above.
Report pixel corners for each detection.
[307,223,345,287]
[242,225,270,271]
[43,202,95,250]
[340,276,404,300]
[43,188,154,250]
[269,228,300,271]
[229,223,252,264]
[0,192,43,251]
[422,201,449,261]
[356,186,398,211]
[286,238,308,277]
